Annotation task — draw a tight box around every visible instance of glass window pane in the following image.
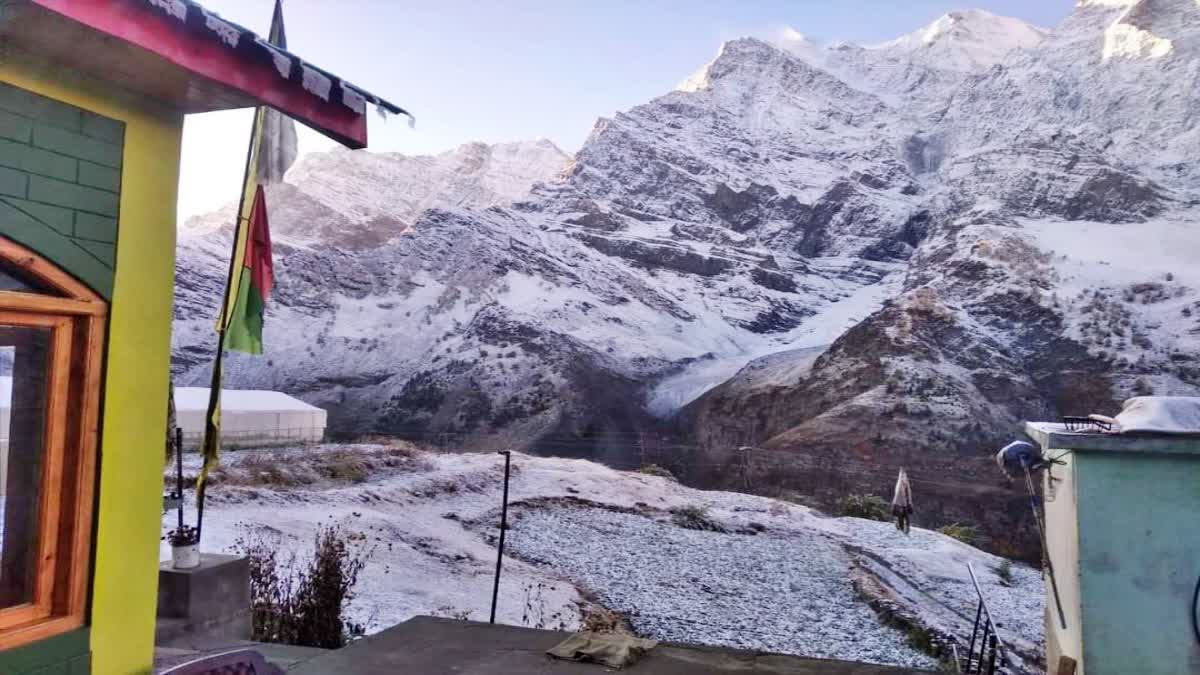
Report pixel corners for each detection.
[0,263,51,294]
[0,327,50,608]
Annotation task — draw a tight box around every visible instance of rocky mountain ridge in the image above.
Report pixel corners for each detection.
[175,0,1200,551]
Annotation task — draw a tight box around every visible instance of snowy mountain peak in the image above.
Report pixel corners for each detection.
[278,139,569,230]
[676,37,793,92]
[1093,0,1200,61]
[181,139,569,245]
[876,9,1047,71]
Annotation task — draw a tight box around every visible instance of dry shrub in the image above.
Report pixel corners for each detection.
[937,522,979,545]
[637,464,676,481]
[317,450,370,484]
[580,604,630,634]
[993,559,1015,587]
[669,504,726,532]
[233,524,370,648]
[839,494,890,521]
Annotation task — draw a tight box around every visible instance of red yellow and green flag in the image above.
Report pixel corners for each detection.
[197,0,297,513]
[223,186,274,354]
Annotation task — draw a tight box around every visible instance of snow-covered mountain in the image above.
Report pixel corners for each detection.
[175,0,1200,551]
[180,139,570,246]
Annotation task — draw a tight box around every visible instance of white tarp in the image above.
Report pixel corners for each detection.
[174,387,327,447]
[1112,396,1200,435]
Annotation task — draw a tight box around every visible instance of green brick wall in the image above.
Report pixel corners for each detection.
[0,629,90,674]
[0,81,123,299]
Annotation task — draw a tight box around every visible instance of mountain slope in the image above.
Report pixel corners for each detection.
[678,0,1200,550]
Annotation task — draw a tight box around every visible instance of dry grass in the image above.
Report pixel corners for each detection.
[213,452,315,488]
[208,443,433,490]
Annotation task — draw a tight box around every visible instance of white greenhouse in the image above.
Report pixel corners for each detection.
[1,384,325,493]
[174,387,327,448]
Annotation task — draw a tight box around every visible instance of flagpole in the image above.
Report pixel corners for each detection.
[196,106,264,542]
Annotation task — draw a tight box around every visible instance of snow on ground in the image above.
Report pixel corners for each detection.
[1023,215,1200,293]
[1023,214,1200,397]
[165,444,1042,670]
[505,505,937,669]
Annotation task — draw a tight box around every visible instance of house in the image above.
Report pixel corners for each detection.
[174,387,327,447]
[0,1,406,672]
[1026,418,1200,675]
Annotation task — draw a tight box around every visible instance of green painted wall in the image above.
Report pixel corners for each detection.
[0,629,89,674]
[1075,450,1200,674]
[0,82,108,674]
[0,81,122,299]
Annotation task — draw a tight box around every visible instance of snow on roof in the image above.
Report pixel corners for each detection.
[174,387,323,413]
[0,379,320,413]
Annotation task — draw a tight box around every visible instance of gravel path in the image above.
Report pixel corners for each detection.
[506,505,940,670]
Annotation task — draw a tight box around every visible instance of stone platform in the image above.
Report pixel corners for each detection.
[156,553,251,647]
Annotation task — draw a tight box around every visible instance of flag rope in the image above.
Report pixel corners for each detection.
[196,105,267,542]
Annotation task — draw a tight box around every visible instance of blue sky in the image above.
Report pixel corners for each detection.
[178,0,1074,220]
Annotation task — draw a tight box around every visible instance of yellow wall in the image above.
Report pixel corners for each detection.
[0,55,182,674]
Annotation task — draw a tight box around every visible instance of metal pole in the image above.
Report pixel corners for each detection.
[489,450,512,624]
[967,600,983,670]
[1025,465,1067,629]
[985,634,998,675]
[175,427,184,530]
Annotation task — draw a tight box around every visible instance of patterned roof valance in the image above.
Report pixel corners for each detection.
[142,0,414,126]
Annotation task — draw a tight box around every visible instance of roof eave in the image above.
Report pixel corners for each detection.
[17,0,400,148]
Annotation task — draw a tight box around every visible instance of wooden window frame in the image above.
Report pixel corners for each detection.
[0,237,105,650]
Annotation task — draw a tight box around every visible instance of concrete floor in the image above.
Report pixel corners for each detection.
[154,638,327,673]
[289,616,935,674]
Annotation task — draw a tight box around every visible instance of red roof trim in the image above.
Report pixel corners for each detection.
[31,0,369,148]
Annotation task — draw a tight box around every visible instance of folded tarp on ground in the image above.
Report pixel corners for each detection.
[546,631,658,669]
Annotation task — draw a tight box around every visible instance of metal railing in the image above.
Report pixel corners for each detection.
[960,562,1008,674]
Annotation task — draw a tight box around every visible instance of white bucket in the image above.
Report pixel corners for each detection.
[172,544,201,570]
